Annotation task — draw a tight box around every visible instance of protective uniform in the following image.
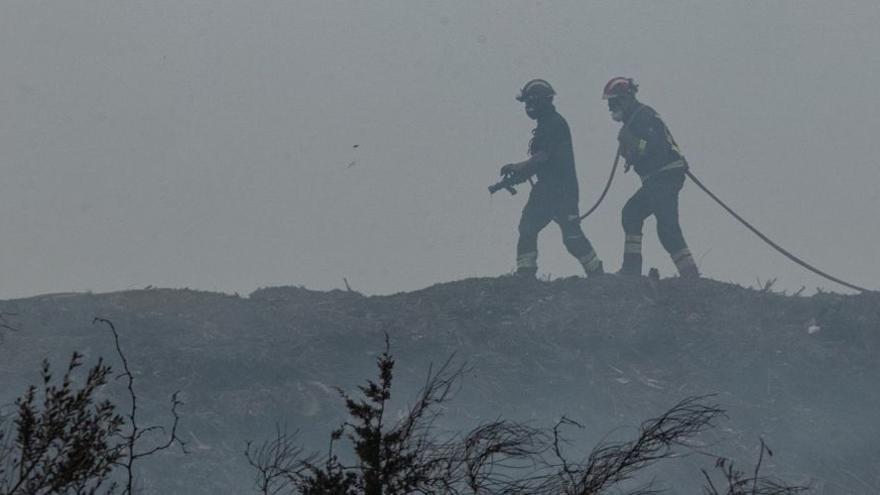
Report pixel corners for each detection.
[609,85,699,278]
[513,82,602,278]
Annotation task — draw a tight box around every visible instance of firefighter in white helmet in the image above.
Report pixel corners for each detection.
[500,79,604,278]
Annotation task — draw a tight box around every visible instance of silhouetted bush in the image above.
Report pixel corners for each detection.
[248,338,809,494]
[0,353,123,494]
[0,319,184,495]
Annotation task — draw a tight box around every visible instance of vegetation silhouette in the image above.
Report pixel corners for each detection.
[0,319,812,494]
[0,319,184,494]
[247,337,809,494]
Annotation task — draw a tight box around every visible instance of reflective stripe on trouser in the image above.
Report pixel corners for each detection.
[624,234,643,255]
[518,191,601,275]
[578,250,602,273]
[622,170,688,256]
[517,252,538,271]
[639,160,686,184]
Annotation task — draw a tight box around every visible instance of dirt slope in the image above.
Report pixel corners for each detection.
[1,276,878,493]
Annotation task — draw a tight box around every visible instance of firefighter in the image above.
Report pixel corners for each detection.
[602,77,699,278]
[500,79,603,278]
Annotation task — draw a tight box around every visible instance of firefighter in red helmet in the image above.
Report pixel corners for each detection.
[602,77,699,278]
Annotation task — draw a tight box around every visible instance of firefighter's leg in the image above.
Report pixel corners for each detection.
[557,212,603,277]
[516,197,553,278]
[620,188,652,275]
[653,176,699,278]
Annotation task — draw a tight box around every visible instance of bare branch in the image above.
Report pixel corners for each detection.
[701,439,810,495]
[93,317,187,494]
[245,426,314,495]
[561,395,724,495]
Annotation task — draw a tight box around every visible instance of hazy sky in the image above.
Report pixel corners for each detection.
[2,1,878,299]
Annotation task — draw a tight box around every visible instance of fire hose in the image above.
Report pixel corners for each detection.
[577,152,871,293]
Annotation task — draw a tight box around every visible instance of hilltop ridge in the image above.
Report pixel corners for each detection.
[1,275,878,493]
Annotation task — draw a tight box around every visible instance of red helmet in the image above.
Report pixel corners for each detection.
[602,77,638,99]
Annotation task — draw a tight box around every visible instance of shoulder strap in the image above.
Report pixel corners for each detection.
[624,103,648,129]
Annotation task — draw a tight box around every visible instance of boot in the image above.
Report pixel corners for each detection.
[514,251,538,279]
[678,263,700,279]
[617,253,642,276]
[578,250,604,278]
[515,267,538,279]
[672,249,700,279]
[586,260,604,278]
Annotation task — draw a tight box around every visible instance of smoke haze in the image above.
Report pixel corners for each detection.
[1,1,878,297]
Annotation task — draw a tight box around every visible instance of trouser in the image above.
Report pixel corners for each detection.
[516,192,601,276]
[621,170,697,276]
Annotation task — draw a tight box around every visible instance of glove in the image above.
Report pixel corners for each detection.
[500,163,525,176]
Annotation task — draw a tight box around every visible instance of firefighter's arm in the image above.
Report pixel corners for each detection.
[500,150,549,177]
[621,113,668,158]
